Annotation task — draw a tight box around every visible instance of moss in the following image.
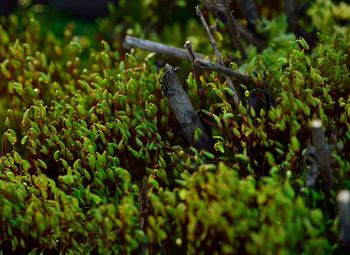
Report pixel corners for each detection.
[0,1,349,254]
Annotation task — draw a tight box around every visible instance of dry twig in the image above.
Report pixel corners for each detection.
[311,119,332,193]
[124,35,205,60]
[337,190,350,251]
[160,64,212,151]
[194,6,241,106]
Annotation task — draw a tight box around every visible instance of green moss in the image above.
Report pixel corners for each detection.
[0,1,349,254]
[148,163,330,254]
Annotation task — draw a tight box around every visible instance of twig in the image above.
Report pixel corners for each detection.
[200,0,263,50]
[185,41,242,106]
[196,6,223,64]
[184,41,253,85]
[160,64,212,151]
[184,41,201,83]
[139,177,149,255]
[200,0,217,13]
[304,146,319,188]
[123,35,205,60]
[337,190,350,251]
[124,35,253,88]
[195,58,254,85]
[311,119,332,193]
[194,6,241,106]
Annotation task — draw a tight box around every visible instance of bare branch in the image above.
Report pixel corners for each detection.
[124,35,205,60]
[184,41,201,83]
[311,119,332,193]
[185,40,242,106]
[194,6,241,105]
[184,41,197,65]
[337,190,350,250]
[195,58,254,86]
[195,5,223,64]
[160,64,212,151]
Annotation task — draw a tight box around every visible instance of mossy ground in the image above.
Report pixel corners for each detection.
[0,0,349,254]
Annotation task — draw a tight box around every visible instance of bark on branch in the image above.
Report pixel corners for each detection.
[311,119,332,193]
[194,6,241,106]
[160,64,212,151]
[337,190,350,251]
[195,56,254,85]
[124,35,205,60]
[124,36,254,87]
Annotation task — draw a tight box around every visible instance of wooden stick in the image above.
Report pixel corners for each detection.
[311,119,332,193]
[184,41,201,83]
[124,35,205,60]
[194,6,241,106]
[195,58,254,86]
[195,6,223,64]
[337,190,350,250]
[125,35,253,87]
[184,40,253,86]
[160,64,212,151]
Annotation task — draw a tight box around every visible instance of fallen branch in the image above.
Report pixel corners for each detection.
[195,58,254,86]
[337,190,350,251]
[160,64,212,151]
[124,35,254,87]
[310,119,332,193]
[184,40,253,86]
[124,35,205,60]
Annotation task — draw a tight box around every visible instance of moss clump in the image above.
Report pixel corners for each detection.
[148,163,330,254]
